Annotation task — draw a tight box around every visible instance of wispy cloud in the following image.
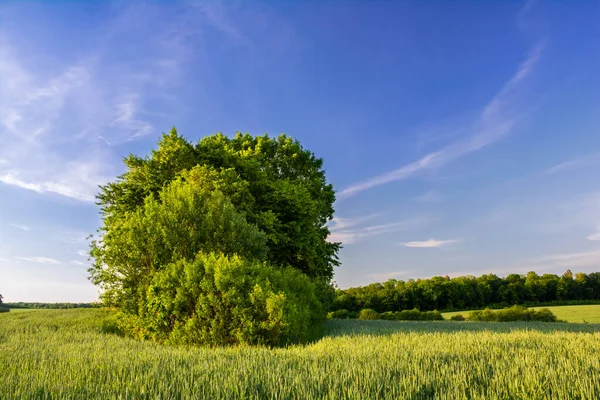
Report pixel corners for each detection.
[0,173,43,192]
[70,260,86,266]
[588,233,600,241]
[415,190,442,203]
[9,223,30,231]
[367,270,412,281]
[521,250,600,269]
[328,216,431,245]
[337,43,544,199]
[542,152,600,175]
[328,214,382,231]
[401,239,458,248]
[16,256,61,265]
[0,2,236,202]
[77,250,88,257]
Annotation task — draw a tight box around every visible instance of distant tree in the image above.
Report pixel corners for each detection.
[0,293,3,304]
[331,270,600,314]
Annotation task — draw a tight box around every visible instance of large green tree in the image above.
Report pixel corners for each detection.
[96,129,340,281]
[89,129,338,345]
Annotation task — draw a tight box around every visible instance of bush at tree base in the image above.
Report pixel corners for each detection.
[119,252,324,346]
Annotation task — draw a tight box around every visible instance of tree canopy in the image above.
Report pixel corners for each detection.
[96,129,339,281]
[89,129,338,345]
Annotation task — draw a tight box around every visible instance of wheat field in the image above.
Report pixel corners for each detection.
[1,309,599,399]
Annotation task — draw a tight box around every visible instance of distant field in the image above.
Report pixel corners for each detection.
[2,309,600,399]
[443,304,600,323]
[4,308,40,313]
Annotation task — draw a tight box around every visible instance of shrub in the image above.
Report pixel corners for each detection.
[397,308,422,321]
[0,307,9,313]
[422,310,444,321]
[469,309,497,322]
[468,306,561,322]
[137,252,324,347]
[378,311,398,320]
[532,308,558,322]
[327,309,355,319]
[373,309,445,321]
[358,309,379,320]
[450,314,465,321]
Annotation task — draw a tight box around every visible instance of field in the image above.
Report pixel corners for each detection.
[3,308,39,313]
[442,304,600,323]
[1,309,600,399]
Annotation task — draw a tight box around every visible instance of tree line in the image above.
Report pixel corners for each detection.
[332,270,600,313]
[3,302,101,309]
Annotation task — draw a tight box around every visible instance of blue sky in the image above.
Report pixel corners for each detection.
[1,1,600,302]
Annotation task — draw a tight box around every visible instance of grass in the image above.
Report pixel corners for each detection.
[3,308,40,313]
[443,304,600,323]
[2,309,600,399]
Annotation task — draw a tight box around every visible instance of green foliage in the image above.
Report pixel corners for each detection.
[468,306,562,322]
[90,129,337,346]
[139,252,323,346]
[332,270,600,314]
[378,311,397,320]
[450,314,466,321]
[3,309,600,399]
[90,168,268,312]
[358,309,379,320]
[95,129,339,281]
[327,309,356,319]
[0,307,9,313]
[382,309,444,321]
[333,308,444,321]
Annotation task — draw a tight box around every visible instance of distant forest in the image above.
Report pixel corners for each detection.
[5,303,101,309]
[332,270,600,313]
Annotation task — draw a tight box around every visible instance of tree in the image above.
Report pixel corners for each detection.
[89,129,337,345]
[0,293,3,304]
[90,167,268,311]
[96,129,340,281]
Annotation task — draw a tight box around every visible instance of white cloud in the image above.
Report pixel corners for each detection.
[367,270,412,280]
[70,260,86,266]
[0,173,43,192]
[328,216,431,245]
[77,250,88,257]
[16,256,61,264]
[9,223,30,231]
[328,214,381,231]
[542,152,600,175]
[523,250,600,269]
[402,239,457,248]
[337,43,544,199]
[0,2,221,202]
[54,231,89,245]
[588,233,600,241]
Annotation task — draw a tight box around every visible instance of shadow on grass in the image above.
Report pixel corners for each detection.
[321,319,600,338]
[100,319,125,337]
